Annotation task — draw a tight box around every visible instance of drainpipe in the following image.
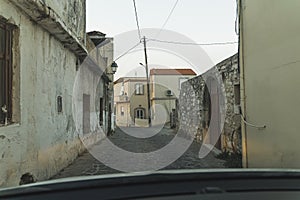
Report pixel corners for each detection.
[238,0,248,168]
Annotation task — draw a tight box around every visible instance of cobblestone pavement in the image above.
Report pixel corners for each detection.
[51,127,225,179]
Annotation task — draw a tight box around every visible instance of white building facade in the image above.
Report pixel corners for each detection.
[150,69,196,126]
[0,0,115,187]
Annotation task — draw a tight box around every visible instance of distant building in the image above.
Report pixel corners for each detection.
[114,69,196,127]
[150,69,196,126]
[114,77,148,127]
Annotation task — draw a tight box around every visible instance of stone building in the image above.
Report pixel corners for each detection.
[0,0,115,187]
[179,54,241,153]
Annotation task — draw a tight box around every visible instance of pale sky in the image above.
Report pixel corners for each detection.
[87,0,238,79]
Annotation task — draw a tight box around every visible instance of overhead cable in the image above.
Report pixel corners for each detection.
[114,42,142,61]
[133,0,142,41]
[148,38,238,46]
[155,0,180,38]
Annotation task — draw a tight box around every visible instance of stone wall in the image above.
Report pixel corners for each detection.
[179,54,241,153]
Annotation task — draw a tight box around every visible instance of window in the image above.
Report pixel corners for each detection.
[135,83,144,95]
[120,106,124,116]
[179,78,189,90]
[99,98,103,126]
[0,19,13,125]
[83,94,90,134]
[234,84,240,105]
[57,96,63,113]
[135,108,145,119]
[120,82,124,96]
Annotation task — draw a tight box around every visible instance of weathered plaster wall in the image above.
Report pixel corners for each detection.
[179,54,241,152]
[72,56,108,138]
[0,0,88,188]
[79,36,115,136]
[42,0,86,42]
[10,0,87,58]
[115,102,130,127]
[99,38,115,132]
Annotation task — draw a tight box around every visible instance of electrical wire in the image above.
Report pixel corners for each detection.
[147,38,238,46]
[235,0,240,35]
[155,0,179,38]
[133,0,142,41]
[240,114,266,129]
[114,42,142,62]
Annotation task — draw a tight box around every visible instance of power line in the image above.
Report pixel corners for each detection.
[155,0,179,38]
[114,42,142,62]
[133,0,142,41]
[147,38,238,46]
[113,38,238,62]
[235,0,239,35]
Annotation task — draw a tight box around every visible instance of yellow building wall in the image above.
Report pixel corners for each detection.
[129,84,148,123]
[115,102,130,127]
[240,0,300,168]
[114,78,148,126]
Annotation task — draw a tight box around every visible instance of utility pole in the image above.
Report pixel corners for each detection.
[143,36,152,127]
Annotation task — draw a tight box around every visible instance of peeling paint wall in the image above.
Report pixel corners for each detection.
[179,54,241,152]
[77,36,115,136]
[72,56,106,137]
[0,0,90,188]
[10,0,87,58]
[42,0,86,43]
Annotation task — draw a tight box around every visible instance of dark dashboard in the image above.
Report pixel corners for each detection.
[1,169,300,200]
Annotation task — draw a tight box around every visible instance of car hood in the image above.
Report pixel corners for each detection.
[1,168,300,196]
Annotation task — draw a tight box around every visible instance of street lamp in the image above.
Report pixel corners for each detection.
[140,63,152,127]
[107,61,118,135]
[110,61,118,74]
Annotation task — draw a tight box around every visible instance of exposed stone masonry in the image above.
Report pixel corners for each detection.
[179,54,241,153]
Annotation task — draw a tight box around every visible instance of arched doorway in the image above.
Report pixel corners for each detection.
[134,107,146,120]
[203,77,221,150]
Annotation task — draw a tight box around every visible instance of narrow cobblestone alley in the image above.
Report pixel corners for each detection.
[51,127,225,180]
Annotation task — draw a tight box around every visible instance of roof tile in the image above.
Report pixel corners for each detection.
[150,68,196,75]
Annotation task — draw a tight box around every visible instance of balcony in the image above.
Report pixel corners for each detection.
[116,95,129,102]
